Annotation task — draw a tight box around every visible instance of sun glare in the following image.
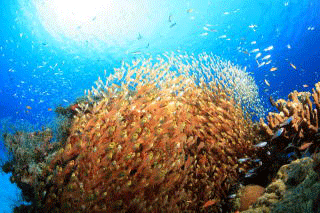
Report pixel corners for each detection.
[32,0,157,49]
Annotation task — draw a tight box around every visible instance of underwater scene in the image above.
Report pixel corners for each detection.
[0,0,320,212]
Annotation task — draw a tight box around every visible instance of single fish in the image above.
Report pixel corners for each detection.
[26,106,32,110]
[131,51,142,55]
[303,84,309,88]
[250,48,260,53]
[170,23,177,28]
[252,158,262,164]
[200,32,208,36]
[255,52,262,59]
[238,157,250,163]
[279,116,294,127]
[242,50,249,55]
[245,168,258,178]
[270,67,278,71]
[265,79,270,86]
[290,63,296,69]
[264,45,274,51]
[203,26,210,31]
[298,142,313,151]
[203,199,217,208]
[253,141,268,148]
[251,41,257,44]
[261,55,271,60]
[271,127,284,140]
[228,194,236,199]
[258,61,266,67]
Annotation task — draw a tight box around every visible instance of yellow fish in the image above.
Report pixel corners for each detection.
[290,63,296,69]
[270,67,278,71]
[264,79,270,86]
[26,106,32,110]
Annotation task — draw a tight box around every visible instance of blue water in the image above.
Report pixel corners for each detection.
[0,0,319,212]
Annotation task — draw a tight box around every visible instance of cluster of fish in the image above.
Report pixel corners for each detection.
[237,116,294,179]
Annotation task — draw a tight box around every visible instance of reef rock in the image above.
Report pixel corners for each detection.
[241,156,320,212]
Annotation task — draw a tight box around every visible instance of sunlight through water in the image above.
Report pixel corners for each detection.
[33,0,165,49]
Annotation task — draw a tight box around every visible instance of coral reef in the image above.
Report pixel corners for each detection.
[1,128,57,205]
[260,83,320,155]
[235,185,265,211]
[245,83,320,188]
[0,53,264,212]
[239,156,320,213]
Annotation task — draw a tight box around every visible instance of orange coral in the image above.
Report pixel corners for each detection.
[238,185,265,211]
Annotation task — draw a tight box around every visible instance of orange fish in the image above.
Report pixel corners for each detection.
[48,108,52,111]
[203,199,217,208]
[298,142,313,151]
[270,67,278,71]
[290,63,296,69]
[70,104,79,111]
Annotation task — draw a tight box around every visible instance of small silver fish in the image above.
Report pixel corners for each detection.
[250,48,260,53]
[228,194,236,199]
[255,52,262,59]
[253,142,268,148]
[271,127,284,140]
[245,168,258,178]
[200,32,208,36]
[264,45,274,51]
[238,157,250,163]
[261,54,271,60]
[258,61,266,67]
[252,158,262,164]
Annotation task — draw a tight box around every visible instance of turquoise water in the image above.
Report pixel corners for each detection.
[0,0,319,212]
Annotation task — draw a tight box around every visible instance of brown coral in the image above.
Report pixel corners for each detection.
[238,185,265,211]
[260,83,320,154]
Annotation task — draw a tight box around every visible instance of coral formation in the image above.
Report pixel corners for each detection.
[229,82,320,213]
[260,83,320,154]
[236,185,265,211]
[0,53,264,212]
[1,129,57,204]
[249,83,320,187]
[239,156,320,213]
